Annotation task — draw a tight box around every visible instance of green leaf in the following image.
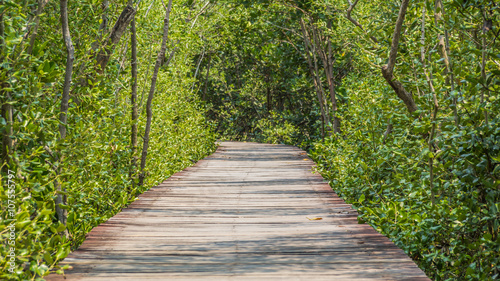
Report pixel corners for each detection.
[56,222,66,233]
[43,252,54,264]
[58,204,70,210]
[39,209,53,216]
[16,220,32,229]
[55,245,70,261]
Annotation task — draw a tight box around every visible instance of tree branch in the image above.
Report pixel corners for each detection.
[345,0,378,43]
[139,0,173,187]
[96,5,136,72]
[380,0,417,114]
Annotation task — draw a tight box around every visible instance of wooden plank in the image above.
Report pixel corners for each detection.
[46,141,429,280]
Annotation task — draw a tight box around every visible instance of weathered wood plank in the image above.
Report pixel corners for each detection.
[46,141,429,280]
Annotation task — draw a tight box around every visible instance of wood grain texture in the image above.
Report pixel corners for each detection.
[46,141,429,281]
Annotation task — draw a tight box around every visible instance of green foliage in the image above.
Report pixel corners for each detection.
[1,1,216,280]
[310,7,500,275]
[254,111,300,145]
[198,2,323,144]
[200,0,500,280]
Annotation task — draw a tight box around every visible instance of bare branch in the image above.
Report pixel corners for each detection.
[191,1,212,29]
[382,122,393,144]
[380,0,417,114]
[345,0,378,43]
[266,21,301,37]
[59,0,75,140]
[139,0,173,187]
[385,0,410,75]
[96,5,136,72]
[26,0,50,55]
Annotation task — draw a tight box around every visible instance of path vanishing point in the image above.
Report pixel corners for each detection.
[46,141,430,281]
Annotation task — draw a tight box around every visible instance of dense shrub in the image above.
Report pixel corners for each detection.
[0,1,216,279]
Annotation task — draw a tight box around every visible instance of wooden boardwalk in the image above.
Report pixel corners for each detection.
[47,141,429,281]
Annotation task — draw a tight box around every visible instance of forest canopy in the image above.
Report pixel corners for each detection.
[1,0,499,280]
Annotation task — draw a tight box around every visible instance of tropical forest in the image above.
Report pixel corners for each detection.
[1,0,499,280]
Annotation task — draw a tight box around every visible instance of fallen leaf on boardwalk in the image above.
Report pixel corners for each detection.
[303,159,309,161]
[357,241,365,244]
[307,217,322,220]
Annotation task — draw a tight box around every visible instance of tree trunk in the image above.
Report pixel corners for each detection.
[310,25,331,129]
[327,17,340,134]
[299,18,328,137]
[422,6,438,206]
[345,0,416,114]
[312,41,331,128]
[265,67,272,113]
[382,121,393,144]
[192,50,205,90]
[435,0,458,126]
[96,5,136,72]
[481,16,489,125]
[129,0,138,191]
[0,2,12,166]
[312,17,340,134]
[203,53,212,102]
[27,0,50,55]
[59,0,74,141]
[0,0,4,51]
[57,0,75,227]
[346,0,378,43]
[380,0,417,114]
[1,100,13,165]
[138,0,174,187]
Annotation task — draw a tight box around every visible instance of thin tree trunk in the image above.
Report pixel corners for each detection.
[435,0,458,126]
[345,0,416,114]
[346,0,378,43]
[266,86,272,112]
[96,5,136,72]
[1,99,13,164]
[481,16,489,125]
[57,0,75,227]
[312,40,331,128]
[129,0,138,190]
[265,66,272,112]
[191,50,205,90]
[0,2,12,166]
[380,0,418,114]
[77,0,109,87]
[203,53,212,102]
[311,25,331,122]
[382,121,393,144]
[27,0,50,55]
[163,45,178,68]
[0,0,3,51]
[312,18,339,134]
[59,0,74,141]
[299,18,328,137]
[326,14,340,134]
[422,6,437,206]
[138,0,173,187]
